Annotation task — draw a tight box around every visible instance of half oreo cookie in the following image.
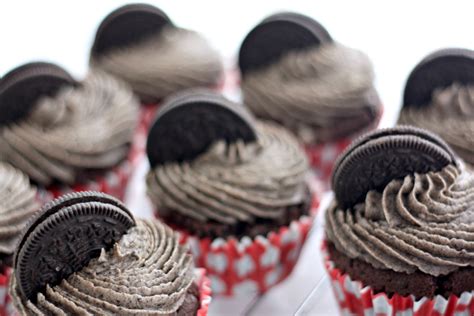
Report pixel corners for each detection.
[0,62,75,127]
[403,48,474,108]
[238,12,332,76]
[332,126,456,209]
[146,89,257,168]
[14,191,135,301]
[91,3,173,57]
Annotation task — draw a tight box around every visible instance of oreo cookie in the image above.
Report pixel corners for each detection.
[146,89,257,168]
[332,126,456,209]
[403,48,474,108]
[91,3,173,57]
[238,12,332,76]
[0,62,75,127]
[14,191,135,301]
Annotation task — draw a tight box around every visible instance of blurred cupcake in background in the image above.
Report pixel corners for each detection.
[145,89,321,296]
[90,3,224,153]
[0,62,139,200]
[239,12,383,187]
[324,126,474,315]
[0,162,40,315]
[398,48,474,168]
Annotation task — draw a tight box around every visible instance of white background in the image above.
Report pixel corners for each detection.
[2,1,474,315]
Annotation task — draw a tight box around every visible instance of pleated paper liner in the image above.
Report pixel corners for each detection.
[305,105,384,189]
[157,181,322,296]
[321,241,474,316]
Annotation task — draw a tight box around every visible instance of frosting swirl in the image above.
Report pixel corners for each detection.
[241,43,381,144]
[325,164,474,276]
[147,122,309,225]
[90,27,223,103]
[0,162,39,261]
[11,219,197,315]
[399,83,474,165]
[0,71,139,186]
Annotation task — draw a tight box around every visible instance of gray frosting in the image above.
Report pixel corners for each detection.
[11,219,196,315]
[90,27,223,103]
[0,71,139,185]
[399,83,474,165]
[0,162,39,259]
[147,122,309,225]
[242,43,381,144]
[326,165,474,276]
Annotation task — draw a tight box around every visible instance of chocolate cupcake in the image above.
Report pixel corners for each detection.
[398,48,474,168]
[0,162,40,315]
[324,126,474,315]
[9,191,211,315]
[239,12,383,185]
[146,89,319,295]
[0,62,139,199]
[89,3,224,150]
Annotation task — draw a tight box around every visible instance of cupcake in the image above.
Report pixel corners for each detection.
[145,89,320,295]
[398,48,474,168]
[239,12,383,186]
[89,3,224,153]
[9,191,211,315]
[0,162,40,315]
[0,62,139,200]
[324,126,474,315]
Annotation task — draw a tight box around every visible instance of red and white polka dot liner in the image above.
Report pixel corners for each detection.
[174,187,321,296]
[322,241,474,316]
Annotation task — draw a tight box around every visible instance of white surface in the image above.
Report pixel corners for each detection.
[2,1,474,315]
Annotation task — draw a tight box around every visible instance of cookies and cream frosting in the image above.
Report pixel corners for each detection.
[241,43,381,144]
[90,27,223,103]
[326,164,474,277]
[0,162,39,261]
[11,219,197,315]
[147,122,309,225]
[0,71,139,186]
[399,83,474,165]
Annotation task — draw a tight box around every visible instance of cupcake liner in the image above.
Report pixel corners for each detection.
[42,132,142,201]
[196,268,212,316]
[1,268,12,316]
[321,241,474,316]
[168,192,321,296]
[305,106,384,189]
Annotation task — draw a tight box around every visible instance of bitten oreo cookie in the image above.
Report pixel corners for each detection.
[14,191,135,301]
[403,48,474,108]
[238,12,332,76]
[332,126,456,209]
[91,3,173,57]
[0,62,75,126]
[147,89,257,168]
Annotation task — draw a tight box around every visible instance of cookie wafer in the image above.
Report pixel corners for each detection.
[91,3,172,57]
[14,192,135,301]
[0,62,75,126]
[332,126,456,208]
[146,89,257,167]
[238,12,332,76]
[403,48,474,108]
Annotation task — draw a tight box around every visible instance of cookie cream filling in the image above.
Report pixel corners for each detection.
[326,164,474,276]
[242,43,381,144]
[90,27,223,103]
[399,83,474,165]
[147,122,309,225]
[11,219,197,315]
[0,71,139,185]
